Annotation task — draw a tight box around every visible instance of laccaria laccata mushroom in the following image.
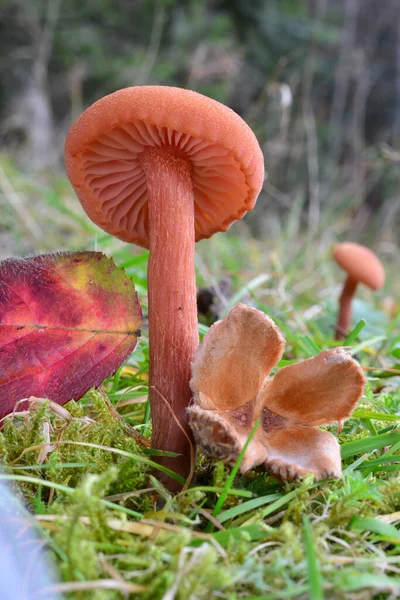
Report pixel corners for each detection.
[65,86,264,486]
[189,303,366,481]
[333,242,385,340]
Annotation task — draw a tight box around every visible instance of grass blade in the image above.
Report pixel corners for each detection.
[241,488,299,526]
[344,319,367,345]
[352,409,400,422]
[341,431,400,458]
[206,419,260,531]
[303,516,324,600]
[245,587,310,600]
[0,474,143,519]
[350,516,400,543]
[217,492,282,523]
[220,274,269,317]
[349,335,386,355]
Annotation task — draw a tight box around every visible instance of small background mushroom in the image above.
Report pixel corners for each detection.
[333,242,385,340]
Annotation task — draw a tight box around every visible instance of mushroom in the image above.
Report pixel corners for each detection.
[333,242,385,340]
[65,86,264,486]
[189,303,366,481]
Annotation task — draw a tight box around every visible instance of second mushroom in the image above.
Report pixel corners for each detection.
[189,303,366,481]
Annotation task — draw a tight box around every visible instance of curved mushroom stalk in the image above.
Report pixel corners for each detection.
[189,303,366,482]
[333,243,385,340]
[337,275,358,336]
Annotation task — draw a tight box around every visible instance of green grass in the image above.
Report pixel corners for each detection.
[1,159,400,599]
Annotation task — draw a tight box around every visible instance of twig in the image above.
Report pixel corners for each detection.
[98,555,129,600]
[135,1,165,85]
[151,386,195,491]
[98,386,150,447]
[33,0,62,85]
[198,508,225,531]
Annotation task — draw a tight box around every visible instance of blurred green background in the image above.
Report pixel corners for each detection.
[1,7,400,597]
[0,0,399,268]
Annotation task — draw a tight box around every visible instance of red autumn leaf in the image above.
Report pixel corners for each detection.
[0,251,142,420]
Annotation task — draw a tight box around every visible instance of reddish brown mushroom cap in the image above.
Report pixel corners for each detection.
[333,242,385,290]
[65,86,265,248]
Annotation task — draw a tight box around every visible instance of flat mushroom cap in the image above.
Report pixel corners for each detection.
[65,86,265,249]
[333,242,385,290]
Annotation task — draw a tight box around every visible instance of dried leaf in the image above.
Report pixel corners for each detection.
[259,348,366,426]
[190,303,284,411]
[189,304,366,482]
[0,251,141,419]
[264,424,342,481]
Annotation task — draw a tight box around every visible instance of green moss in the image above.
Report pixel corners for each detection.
[0,390,148,504]
[2,226,400,598]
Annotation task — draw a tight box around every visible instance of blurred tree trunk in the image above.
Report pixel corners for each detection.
[329,0,359,167]
[351,0,400,225]
[2,0,60,168]
[394,24,400,144]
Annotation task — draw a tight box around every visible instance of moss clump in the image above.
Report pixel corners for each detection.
[0,390,148,505]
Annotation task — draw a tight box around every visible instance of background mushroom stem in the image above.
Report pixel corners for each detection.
[336,275,358,340]
[141,149,198,486]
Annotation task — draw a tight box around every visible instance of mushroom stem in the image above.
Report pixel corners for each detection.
[335,275,358,340]
[140,150,198,487]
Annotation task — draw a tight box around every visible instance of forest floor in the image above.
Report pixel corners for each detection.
[1,159,400,599]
